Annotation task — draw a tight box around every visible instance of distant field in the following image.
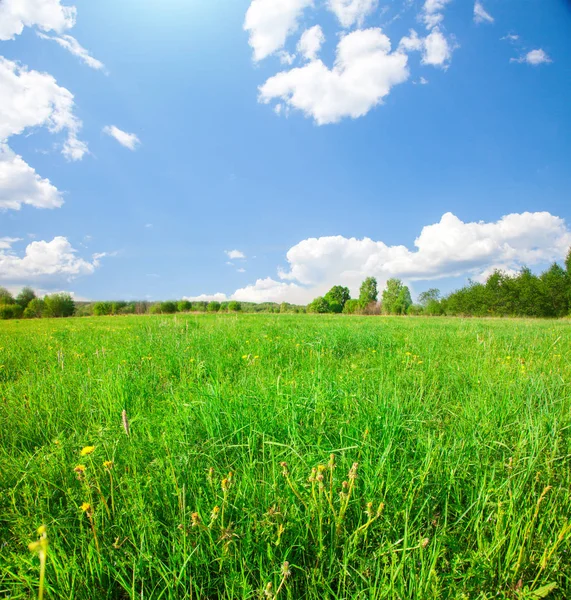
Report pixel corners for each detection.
[1,314,570,599]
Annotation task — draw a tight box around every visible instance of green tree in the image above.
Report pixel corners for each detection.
[228,301,242,312]
[207,301,221,313]
[540,263,569,317]
[358,277,378,309]
[0,287,14,305]
[15,287,36,309]
[160,301,177,314]
[342,299,360,314]
[43,293,75,318]
[93,302,113,316]
[418,288,443,316]
[0,304,23,319]
[324,286,350,311]
[177,300,192,312]
[307,296,330,313]
[23,298,45,318]
[381,279,412,315]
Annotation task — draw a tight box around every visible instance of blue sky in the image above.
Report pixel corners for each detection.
[1,0,570,303]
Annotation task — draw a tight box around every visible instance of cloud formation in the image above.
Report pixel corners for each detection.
[0,236,103,284]
[0,0,76,40]
[0,144,64,210]
[473,2,494,24]
[260,28,409,124]
[511,49,552,66]
[103,125,141,150]
[189,212,571,304]
[37,33,105,71]
[328,0,378,29]
[226,249,246,259]
[297,25,325,61]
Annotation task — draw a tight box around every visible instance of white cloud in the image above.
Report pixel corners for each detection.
[37,33,105,71]
[511,49,552,66]
[0,56,87,160]
[297,25,325,61]
[418,76,429,84]
[0,237,21,250]
[260,28,409,124]
[226,249,246,259]
[0,143,64,210]
[237,268,246,273]
[0,0,76,41]
[421,0,452,30]
[102,125,141,150]
[244,0,313,61]
[328,0,378,29]
[192,211,571,304]
[183,292,229,303]
[501,33,519,42]
[474,2,494,24]
[279,51,296,65]
[399,28,453,68]
[0,236,103,283]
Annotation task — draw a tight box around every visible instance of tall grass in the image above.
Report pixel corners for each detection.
[0,314,570,598]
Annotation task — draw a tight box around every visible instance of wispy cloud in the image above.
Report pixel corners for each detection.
[37,32,106,71]
[511,49,552,66]
[103,126,141,150]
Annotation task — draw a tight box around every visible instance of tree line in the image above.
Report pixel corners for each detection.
[1,248,570,320]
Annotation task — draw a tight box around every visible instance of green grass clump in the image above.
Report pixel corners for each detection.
[0,314,570,599]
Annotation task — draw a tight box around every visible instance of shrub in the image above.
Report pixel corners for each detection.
[0,287,14,305]
[207,301,221,313]
[160,301,177,314]
[177,301,192,312]
[16,287,36,309]
[343,299,360,314]
[93,302,113,316]
[23,298,45,318]
[307,297,330,314]
[228,301,241,312]
[192,302,207,312]
[0,304,23,319]
[43,294,75,318]
[149,304,163,314]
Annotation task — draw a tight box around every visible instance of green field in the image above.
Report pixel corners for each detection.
[1,314,570,599]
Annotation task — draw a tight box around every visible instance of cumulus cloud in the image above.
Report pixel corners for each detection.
[328,0,378,29]
[0,56,87,161]
[183,292,229,303]
[399,28,453,67]
[260,28,409,124]
[103,125,141,150]
[244,0,313,61]
[297,25,325,61]
[0,236,103,284]
[190,212,571,304]
[474,2,494,24]
[226,249,246,259]
[0,143,64,210]
[420,0,452,30]
[0,0,76,40]
[37,33,105,71]
[511,49,552,66]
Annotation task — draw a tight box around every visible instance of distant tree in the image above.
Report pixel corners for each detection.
[566,247,571,276]
[280,302,291,313]
[0,287,14,305]
[381,279,412,315]
[0,304,23,319]
[43,293,75,318]
[358,277,378,309]
[540,263,569,317]
[307,296,330,314]
[192,301,208,312]
[23,298,45,319]
[93,302,113,316]
[207,301,221,313]
[343,299,360,314]
[149,303,163,314]
[160,301,177,314]
[418,288,443,316]
[15,287,36,309]
[177,300,192,312]
[325,286,351,311]
[228,301,242,312]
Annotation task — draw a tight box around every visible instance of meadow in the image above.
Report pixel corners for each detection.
[0,314,570,599]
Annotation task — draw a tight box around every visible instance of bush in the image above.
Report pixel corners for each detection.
[23,298,45,318]
[192,302,207,312]
[93,302,113,316]
[207,301,221,313]
[0,304,23,319]
[307,297,330,314]
[342,299,360,314]
[43,294,75,318]
[16,287,36,309]
[0,287,15,305]
[177,301,192,313]
[228,301,241,312]
[160,301,178,314]
[149,304,163,315]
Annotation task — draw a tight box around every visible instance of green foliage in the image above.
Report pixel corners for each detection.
[43,293,75,318]
[23,298,45,319]
[324,286,351,310]
[15,287,36,309]
[307,296,330,313]
[0,304,23,319]
[93,302,113,316]
[342,299,360,314]
[0,287,14,305]
[177,301,192,313]
[0,315,570,598]
[192,301,208,312]
[149,303,162,315]
[228,301,242,312]
[358,277,378,309]
[381,278,412,315]
[160,301,178,314]
[207,301,221,312]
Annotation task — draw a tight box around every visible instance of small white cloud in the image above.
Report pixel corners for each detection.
[473,1,494,24]
[297,25,325,61]
[237,268,246,273]
[0,143,64,210]
[511,49,552,66]
[421,0,452,30]
[279,51,296,65]
[399,28,453,68]
[260,28,410,124]
[103,125,141,150]
[328,0,378,29]
[244,0,313,62]
[183,292,228,303]
[37,33,105,71]
[419,76,429,84]
[0,236,22,250]
[0,0,76,41]
[501,33,519,42]
[226,249,246,259]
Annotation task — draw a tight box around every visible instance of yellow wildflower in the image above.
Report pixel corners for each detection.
[80,446,95,456]
[103,460,114,470]
[80,502,91,512]
[74,464,86,474]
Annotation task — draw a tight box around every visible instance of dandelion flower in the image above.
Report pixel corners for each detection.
[103,460,114,469]
[80,502,91,512]
[80,446,95,456]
